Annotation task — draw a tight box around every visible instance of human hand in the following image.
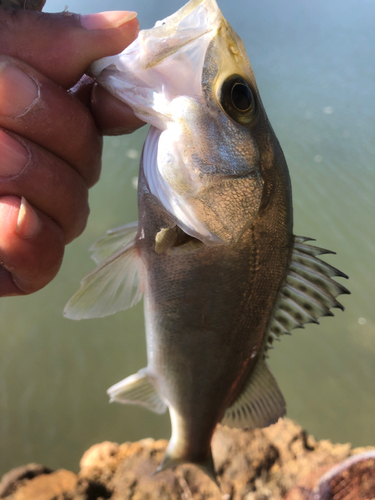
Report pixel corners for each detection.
[0,8,144,296]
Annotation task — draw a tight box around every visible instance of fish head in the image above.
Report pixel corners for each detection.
[91,0,277,245]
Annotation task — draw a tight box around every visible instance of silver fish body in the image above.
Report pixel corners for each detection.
[137,155,291,470]
[65,0,348,479]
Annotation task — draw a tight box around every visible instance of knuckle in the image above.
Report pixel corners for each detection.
[0,9,40,52]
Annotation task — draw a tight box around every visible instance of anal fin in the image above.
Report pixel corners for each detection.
[107,369,167,415]
[221,361,286,430]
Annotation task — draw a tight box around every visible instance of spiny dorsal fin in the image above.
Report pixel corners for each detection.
[90,221,138,264]
[64,239,143,320]
[221,361,286,429]
[107,370,167,414]
[267,235,349,343]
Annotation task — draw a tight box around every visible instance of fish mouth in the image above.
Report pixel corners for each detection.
[90,0,223,129]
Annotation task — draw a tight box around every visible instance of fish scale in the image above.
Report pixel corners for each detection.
[65,0,349,483]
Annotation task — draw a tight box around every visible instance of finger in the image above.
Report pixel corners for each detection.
[69,76,145,136]
[0,9,139,88]
[90,83,145,135]
[0,196,65,295]
[0,57,102,187]
[0,129,89,243]
[0,0,45,9]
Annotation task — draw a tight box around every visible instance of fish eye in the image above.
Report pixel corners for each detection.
[219,75,257,125]
[231,81,252,111]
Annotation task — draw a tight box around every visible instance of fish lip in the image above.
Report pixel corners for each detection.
[89,0,223,108]
[142,28,214,69]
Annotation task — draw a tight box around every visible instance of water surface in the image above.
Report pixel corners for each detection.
[0,0,374,475]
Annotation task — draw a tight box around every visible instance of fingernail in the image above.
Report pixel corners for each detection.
[0,130,29,178]
[16,197,41,239]
[81,11,137,30]
[0,63,39,118]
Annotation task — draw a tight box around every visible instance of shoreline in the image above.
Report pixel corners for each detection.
[1,418,374,499]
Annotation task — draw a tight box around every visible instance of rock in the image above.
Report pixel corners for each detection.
[0,464,52,498]
[3,470,77,500]
[285,450,375,500]
[1,419,374,500]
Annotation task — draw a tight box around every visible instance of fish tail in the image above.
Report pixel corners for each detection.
[155,448,218,485]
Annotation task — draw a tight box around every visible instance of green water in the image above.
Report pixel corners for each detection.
[0,0,374,475]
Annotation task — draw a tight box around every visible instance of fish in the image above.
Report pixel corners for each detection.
[64,0,349,481]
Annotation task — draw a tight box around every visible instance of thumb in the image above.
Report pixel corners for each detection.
[0,9,139,88]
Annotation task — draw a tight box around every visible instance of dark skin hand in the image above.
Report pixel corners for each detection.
[0,8,145,296]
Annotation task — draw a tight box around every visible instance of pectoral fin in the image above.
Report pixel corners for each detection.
[89,221,138,264]
[107,370,167,414]
[221,361,286,429]
[64,239,143,320]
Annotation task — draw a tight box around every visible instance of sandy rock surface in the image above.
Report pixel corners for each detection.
[0,419,374,500]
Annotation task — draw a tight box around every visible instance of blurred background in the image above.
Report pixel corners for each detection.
[0,0,374,476]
